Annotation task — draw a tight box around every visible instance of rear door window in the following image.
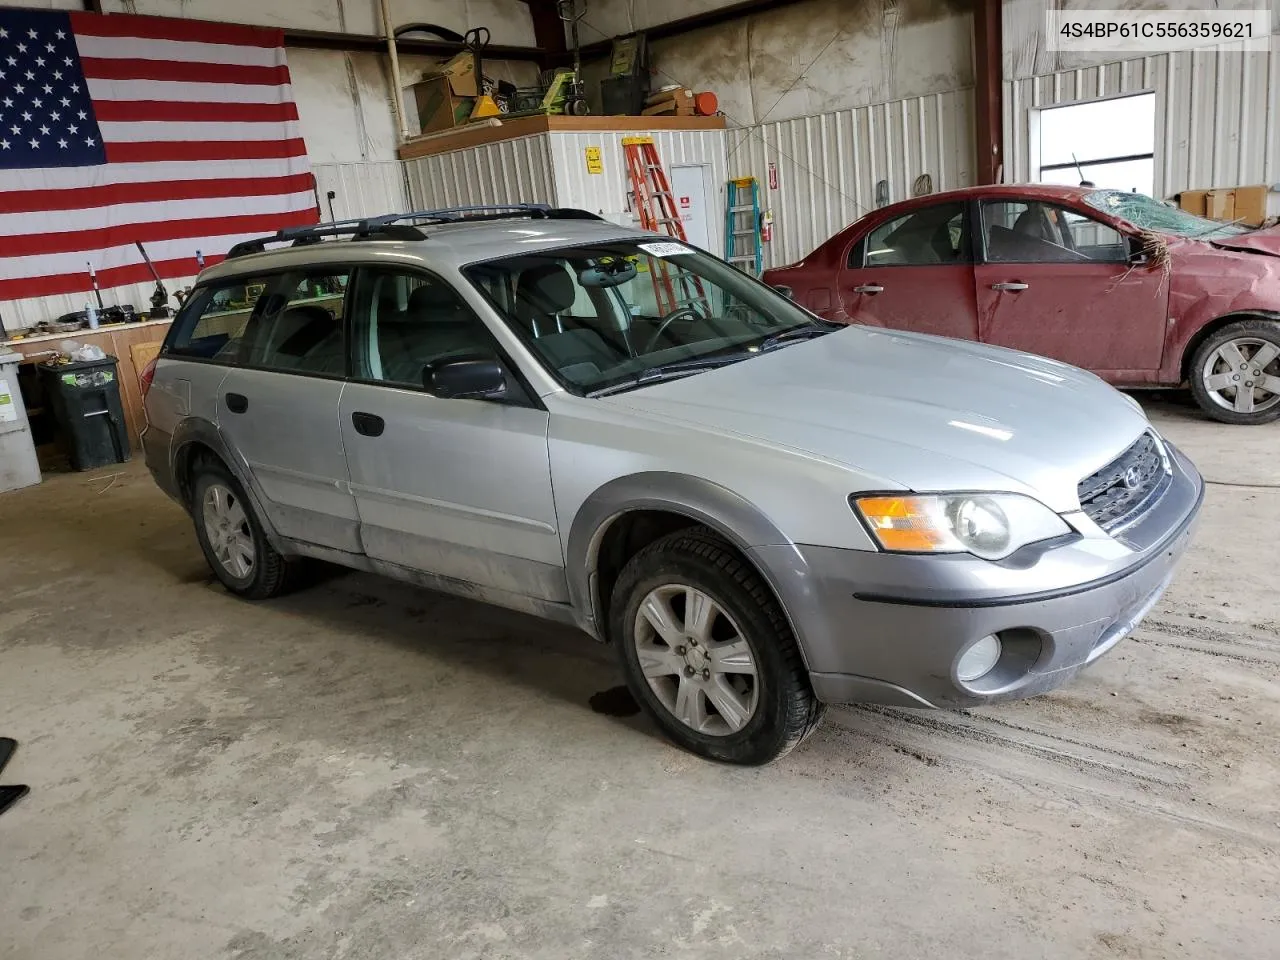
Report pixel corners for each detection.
[852,202,969,267]
[239,271,350,375]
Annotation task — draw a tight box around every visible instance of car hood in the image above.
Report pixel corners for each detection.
[597,327,1150,513]
[1210,224,1280,256]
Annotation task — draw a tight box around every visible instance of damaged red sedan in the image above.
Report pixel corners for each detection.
[764,185,1280,424]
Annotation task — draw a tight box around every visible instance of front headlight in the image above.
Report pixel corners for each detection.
[851,493,1071,561]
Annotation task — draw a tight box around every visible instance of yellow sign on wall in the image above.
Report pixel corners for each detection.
[585,146,603,175]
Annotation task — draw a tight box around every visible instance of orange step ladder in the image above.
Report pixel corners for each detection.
[621,136,707,315]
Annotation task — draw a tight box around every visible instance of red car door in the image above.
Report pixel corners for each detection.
[836,200,980,340]
[974,198,1169,379]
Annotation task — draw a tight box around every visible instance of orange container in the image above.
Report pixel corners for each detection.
[693,91,719,116]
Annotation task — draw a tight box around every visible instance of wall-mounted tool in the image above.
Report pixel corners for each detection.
[134,242,171,319]
[86,261,105,312]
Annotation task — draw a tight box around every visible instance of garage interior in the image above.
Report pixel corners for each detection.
[2,0,1280,957]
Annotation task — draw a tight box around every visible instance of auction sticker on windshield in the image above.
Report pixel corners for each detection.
[639,242,691,257]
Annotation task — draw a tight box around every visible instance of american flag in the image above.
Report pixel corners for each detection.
[0,8,318,302]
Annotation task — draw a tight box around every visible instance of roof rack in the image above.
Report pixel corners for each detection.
[224,204,605,260]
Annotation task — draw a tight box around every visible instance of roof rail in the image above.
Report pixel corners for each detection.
[222,204,606,260]
[379,204,603,224]
[225,217,427,259]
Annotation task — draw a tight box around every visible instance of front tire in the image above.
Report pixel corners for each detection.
[1189,320,1280,424]
[611,527,825,764]
[191,462,297,600]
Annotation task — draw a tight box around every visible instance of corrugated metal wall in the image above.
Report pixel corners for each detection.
[547,130,730,257]
[380,104,976,272]
[311,161,410,221]
[403,136,557,211]
[730,89,977,269]
[1006,39,1280,197]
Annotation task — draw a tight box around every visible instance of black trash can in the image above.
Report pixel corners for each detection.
[38,356,131,471]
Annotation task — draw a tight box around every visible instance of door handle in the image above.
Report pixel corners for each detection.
[224,392,248,414]
[853,284,885,294]
[350,411,385,437]
[990,282,1030,292]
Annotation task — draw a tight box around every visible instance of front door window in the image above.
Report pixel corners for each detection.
[980,201,1127,264]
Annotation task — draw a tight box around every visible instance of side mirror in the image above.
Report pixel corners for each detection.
[427,356,508,400]
[772,284,795,300]
[1127,236,1150,265]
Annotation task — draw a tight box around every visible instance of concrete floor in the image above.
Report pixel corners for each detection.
[2,393,1278,960]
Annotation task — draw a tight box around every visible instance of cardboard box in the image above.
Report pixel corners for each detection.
[1206,188,1236,222]
[1233,185,1268,227]
[642,88,694,116]
[411,52,479,135]
[1177,189,1209,217]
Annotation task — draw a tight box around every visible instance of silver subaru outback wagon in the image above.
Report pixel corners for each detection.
[143,204,1203,765]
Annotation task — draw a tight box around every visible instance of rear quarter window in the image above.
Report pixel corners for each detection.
[165,280,262,361]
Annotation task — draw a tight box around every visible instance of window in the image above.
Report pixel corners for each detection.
[1036,93,1155,196]
[239,271,349,374]
[854,202,968,267]
[981,201,1127,263]
[348,267,495,388]
[167,279,264,361]
[166,270,350,374]
[465,240,826,396]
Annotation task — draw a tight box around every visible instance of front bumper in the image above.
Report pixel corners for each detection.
[752,444,1203,709]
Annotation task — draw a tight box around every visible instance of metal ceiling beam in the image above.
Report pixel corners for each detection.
[973,0,1004,183]
[576,0,809,59]
[282,27,545,61]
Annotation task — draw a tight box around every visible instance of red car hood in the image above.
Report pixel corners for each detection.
[1211,225,1280,256]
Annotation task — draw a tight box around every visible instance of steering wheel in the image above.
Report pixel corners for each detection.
[642,305,703,354]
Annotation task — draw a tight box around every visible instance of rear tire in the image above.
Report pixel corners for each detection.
[611,527,824,765]
[1189,319,1280,425]
[191,461,297,600]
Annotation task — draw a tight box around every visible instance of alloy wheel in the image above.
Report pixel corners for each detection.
[202,483,255,580]
[632,584,760,735]
[1200,337,1280,416]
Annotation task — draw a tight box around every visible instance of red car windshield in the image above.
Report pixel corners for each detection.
[1082,189,1250,239]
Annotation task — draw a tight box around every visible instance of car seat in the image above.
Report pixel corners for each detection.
[264,305,344,373]
[515,264,577,337]
[377,283,488,384]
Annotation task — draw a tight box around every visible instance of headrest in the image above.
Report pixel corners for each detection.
[516,264,576,313]
[408,282,460,313]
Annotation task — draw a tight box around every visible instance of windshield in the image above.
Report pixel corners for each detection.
[1082,189,1250,239]
[464,239,825,395]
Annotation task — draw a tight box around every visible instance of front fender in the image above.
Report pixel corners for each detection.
[169,417,287,551]
[564,472,812,656]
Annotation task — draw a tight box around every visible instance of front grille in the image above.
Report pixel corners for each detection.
[1077,432,1171,532]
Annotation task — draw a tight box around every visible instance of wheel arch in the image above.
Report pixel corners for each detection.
[169,417,286,549]
[564,473,805,653]
[1180,311,1280,382]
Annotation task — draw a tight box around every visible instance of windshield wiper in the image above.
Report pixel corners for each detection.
[756,323,836,352]
[588,355,746,397]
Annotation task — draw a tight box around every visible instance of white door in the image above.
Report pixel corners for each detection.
[670,165,711,252]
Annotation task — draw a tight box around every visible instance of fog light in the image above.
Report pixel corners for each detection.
[957,634,1002,682]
